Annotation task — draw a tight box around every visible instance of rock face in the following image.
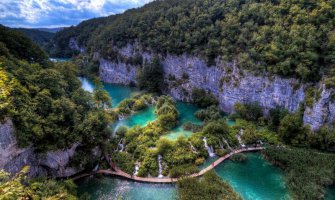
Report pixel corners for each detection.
[100,59,138,85]
[97,44,335,130]
[69,37,85,53]
[0,119,79,177]
[303,86,335,130]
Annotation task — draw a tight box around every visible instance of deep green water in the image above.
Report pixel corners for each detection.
[215,153,290,200]
[325,187,335,200]
[78,77,291,200]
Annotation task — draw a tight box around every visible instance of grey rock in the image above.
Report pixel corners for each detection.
[0,119,80,177]
[303,85,335,130]
[97,44,334,130]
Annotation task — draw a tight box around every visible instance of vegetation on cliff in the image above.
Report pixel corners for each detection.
[0,25,111,152]
[0,166,78,199]
[52,0,335,82]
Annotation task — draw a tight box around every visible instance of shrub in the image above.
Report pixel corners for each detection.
[234,102,263,122]
[169,164,199,178]
[191,88,218,108]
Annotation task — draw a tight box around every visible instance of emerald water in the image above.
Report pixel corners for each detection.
[77,153,290,200]
[215,153,290,200]
[164,102,203,140]
[77,176,177,200]
[113,106,156,131]
[78,77,291,200]
[79,77,139,107]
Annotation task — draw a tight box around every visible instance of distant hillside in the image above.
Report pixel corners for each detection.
[0,25,48,64]
[51,0,335,83]
[35,27,65,33]
[14,28,55,49]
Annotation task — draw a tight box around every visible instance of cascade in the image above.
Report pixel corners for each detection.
[237,129,246,148]
[134,162,139,176]
[118,139,124,152]
[93,163,99,171]
[158,155,164,178]
[203,137,215,157]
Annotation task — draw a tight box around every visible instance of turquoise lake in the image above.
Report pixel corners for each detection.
[80,77,139,107]
[215,153,290,200]
[77,153,291,200]
[78,77,292,200]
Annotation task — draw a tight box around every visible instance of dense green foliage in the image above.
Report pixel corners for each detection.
[0,26,111,151]
[264,147,335,200]
[234,102,263,122]
[191,88,218,108]
[169,164,199,178]
[177,170,242,200]
[48,17,110,57]
[195,105,221,122]
[0,25,48,65]
[0,166,78,199]
[111,152,135,174]
[137,57,164,93]
[15,28,55,49]
[53,0,335,82]
[155,96,179,129]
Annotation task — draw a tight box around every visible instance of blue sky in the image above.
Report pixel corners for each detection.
[0,0,152,28]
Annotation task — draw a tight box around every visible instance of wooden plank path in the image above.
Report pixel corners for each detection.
[73,147,264,183]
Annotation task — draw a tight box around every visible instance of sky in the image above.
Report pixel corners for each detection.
[0,0,153,28]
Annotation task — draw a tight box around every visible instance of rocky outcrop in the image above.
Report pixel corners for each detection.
[97,44,334,130]
[303,86,335,130]
[99,59,138,85]
[38,143,80,178]
[69,38,85,53]
[0,119,80,177]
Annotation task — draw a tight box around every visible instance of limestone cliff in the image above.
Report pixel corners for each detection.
[0,119,79,177]
[97,44,335,130]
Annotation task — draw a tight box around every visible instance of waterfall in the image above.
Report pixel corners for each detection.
[237,129,246,148]
[118,114,126,120]
[158,155,164,178]
[203,137,215,157]
[93,163,99,171]
[118,139,124,152]
[134,162,139,176]
[112,124,120,137]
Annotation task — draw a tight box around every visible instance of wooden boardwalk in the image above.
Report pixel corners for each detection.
[73,147,264,183]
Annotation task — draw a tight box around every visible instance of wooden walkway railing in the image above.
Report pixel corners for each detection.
[73,147,264,183]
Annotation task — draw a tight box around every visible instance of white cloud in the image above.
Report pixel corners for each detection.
[0,0,153,27]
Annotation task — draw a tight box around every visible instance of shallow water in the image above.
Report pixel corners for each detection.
[215,153,290,200]
[77,176,177,200]
[164,102,202,140]
[78,77,290,200]
[79,77,138,107]
[113,106,156,131]
[77,153,290,200]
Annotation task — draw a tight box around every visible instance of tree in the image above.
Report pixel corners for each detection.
[137,57,164,93]
[93,84,112,108]
[0,166,78,199]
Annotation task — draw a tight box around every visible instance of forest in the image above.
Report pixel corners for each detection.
[51,0,335,83]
